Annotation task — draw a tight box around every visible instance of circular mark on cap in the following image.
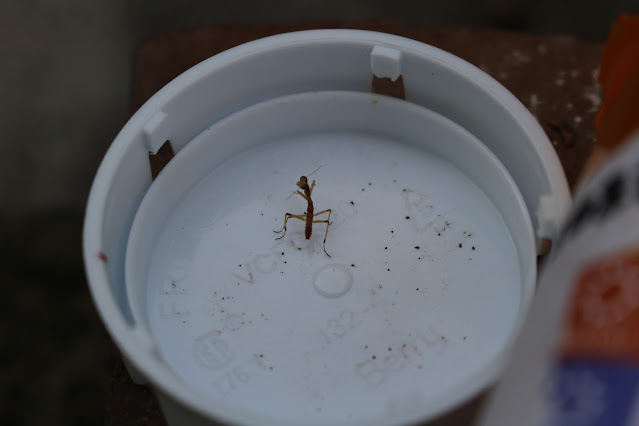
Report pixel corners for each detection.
[313,263,353,298]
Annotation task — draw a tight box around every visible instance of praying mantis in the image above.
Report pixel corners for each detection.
[274,172,332,257]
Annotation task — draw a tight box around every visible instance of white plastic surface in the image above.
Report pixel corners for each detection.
[371,46,402,80]
[125,91,534,424]
[142,110,171,153]
[82,29,570,426]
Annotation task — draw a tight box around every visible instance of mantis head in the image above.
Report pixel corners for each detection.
[297,176,309,189]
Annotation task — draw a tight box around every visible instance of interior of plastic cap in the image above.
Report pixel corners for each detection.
[124,89,537,424]
[83,30,571,426]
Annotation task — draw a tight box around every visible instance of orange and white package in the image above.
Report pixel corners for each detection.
[478,13,639,426]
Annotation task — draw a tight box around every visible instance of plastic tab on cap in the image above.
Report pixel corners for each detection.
[143,110,171,153]
[371,46,402,81]
[535,193,559,254]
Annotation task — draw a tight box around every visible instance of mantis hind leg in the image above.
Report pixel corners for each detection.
[312,209,332,257]
[274,213,306,240]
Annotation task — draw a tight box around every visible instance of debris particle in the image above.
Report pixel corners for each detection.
[584,91,602,111]
[414,246,420,249]
[459,243,462,248]
[529,93,541,110]
[372,355,376,360]
[544,120,575,147]
[350,201,355,205]
[511,49,531,65]
[472,246,475,250]
[405,216,410,219]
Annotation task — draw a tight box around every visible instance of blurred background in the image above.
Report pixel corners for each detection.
[0,0,636,424]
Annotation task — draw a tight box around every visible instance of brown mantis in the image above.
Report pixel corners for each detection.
[274,172,332,257]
